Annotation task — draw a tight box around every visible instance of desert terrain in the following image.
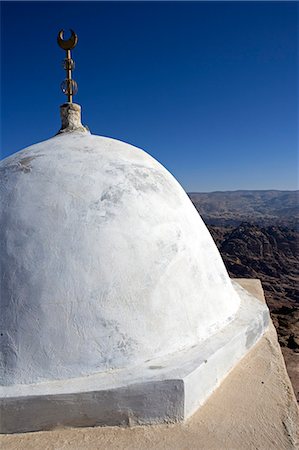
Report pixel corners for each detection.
[189,190,299,401]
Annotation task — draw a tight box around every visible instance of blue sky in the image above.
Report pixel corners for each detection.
[1,1,298,191]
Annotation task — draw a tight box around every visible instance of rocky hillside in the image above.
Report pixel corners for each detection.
[189,190,298,228]
[189,190,299,400]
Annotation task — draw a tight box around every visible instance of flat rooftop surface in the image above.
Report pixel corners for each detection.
[1,279,298,450]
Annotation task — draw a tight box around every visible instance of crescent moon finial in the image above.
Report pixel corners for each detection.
[57,29,78,103]
[57,29,78,51]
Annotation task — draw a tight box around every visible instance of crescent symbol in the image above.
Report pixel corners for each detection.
[57,29,78,50]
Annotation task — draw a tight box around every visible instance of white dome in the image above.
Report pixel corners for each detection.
[0,132,240,385]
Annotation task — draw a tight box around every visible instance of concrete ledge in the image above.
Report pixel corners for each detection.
[0,280,270,434]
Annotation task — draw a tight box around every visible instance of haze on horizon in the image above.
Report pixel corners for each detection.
[1,1,298,192]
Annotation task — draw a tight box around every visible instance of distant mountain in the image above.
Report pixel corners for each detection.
[188,190,298,227]
[187,190,299,400]
[207,221,299,401]
[208,222,298,308]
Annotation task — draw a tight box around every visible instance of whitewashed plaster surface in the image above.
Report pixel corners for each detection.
[0,281,270,433]
[0,132,240,385]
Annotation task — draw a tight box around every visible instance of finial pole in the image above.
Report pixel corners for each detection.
[66,49,72,103]
[56,29,89,134]
[57,29,78,103]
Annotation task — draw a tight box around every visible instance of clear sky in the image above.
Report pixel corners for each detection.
[1,1,298,192]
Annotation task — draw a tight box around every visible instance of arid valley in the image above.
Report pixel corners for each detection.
[189,190,299,400]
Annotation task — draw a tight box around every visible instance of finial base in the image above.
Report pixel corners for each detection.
[57,103,89,134]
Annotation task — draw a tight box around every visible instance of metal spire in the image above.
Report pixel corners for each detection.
[57,29,78,103]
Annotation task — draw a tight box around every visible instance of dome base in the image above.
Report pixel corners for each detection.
[0,281,269,434]
[56,103,89,134]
